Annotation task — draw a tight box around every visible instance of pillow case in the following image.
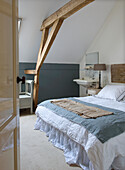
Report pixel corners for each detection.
[96,84,125,101]
[117,91,125,101]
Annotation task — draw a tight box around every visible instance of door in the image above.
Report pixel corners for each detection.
[0,0,19,170]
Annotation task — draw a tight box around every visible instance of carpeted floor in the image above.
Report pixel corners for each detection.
[20,111,81,170]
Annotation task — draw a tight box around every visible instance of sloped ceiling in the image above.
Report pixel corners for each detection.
[19,0,117,64]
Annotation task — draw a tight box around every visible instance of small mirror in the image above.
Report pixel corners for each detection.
[85,52,99,69]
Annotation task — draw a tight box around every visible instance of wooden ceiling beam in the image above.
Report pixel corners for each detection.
[41,0,94,31]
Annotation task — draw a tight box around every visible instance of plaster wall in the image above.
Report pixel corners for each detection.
[80,0,125,96]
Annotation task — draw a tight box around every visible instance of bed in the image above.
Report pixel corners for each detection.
[34,64,125,170]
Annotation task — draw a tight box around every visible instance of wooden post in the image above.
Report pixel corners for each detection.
[33,19,64,109]
[33,74,39,109]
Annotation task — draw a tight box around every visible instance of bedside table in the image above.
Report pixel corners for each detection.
[88,88,101,96]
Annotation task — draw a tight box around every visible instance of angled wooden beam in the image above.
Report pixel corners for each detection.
[38,19,64,72]
[36,28,49,71]
[41,0,95,30]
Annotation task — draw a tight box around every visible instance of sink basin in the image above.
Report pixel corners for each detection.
[73,79,98,87]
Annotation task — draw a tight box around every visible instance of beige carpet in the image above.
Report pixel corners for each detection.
[20,112,81,170]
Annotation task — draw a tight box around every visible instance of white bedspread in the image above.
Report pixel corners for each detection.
[35,96,125,170]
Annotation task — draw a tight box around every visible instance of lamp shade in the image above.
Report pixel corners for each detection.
[94,64,106,71]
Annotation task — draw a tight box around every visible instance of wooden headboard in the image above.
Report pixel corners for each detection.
[111,64,125,83]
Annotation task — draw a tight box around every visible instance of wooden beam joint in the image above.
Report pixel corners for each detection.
[41,0,95,31]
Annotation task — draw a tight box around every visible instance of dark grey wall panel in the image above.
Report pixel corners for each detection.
[19,63,79,104]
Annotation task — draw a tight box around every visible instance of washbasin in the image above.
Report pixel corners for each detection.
[73,79,98,87]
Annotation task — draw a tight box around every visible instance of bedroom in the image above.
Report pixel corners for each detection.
[0,0,125,170]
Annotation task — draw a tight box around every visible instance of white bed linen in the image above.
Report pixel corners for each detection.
[35,96,125,170]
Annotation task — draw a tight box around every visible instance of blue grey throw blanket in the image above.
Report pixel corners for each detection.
[39,98,125,143]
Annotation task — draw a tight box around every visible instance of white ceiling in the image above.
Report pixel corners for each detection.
[19,0,117,64]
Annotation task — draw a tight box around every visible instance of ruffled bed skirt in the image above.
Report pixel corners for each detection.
[34,117,94,170]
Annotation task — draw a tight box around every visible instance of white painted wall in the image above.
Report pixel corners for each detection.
[19,0,116,63]
[80,0,125,96]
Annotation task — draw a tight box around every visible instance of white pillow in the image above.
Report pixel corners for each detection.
[117,91,125,101]
[96,84,125,101]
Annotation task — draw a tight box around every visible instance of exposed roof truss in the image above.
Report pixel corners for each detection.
[24,0,95,109]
